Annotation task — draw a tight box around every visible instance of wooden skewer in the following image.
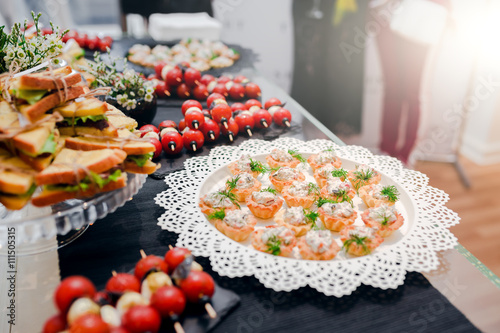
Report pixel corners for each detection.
[284,120,291,127]
[169,245,174,250]
[194,80,200,86]
[261,120,268,128]
[169,143,176,151]
[164,90,171,97]
[209,133,215,140]
[193,122,199,129]
[191,142,197,152]
[222,121,229,129]
[112,270,117,277]
[140,249,147,259]
[228,133,234,142]
[174,322,185,333]
[246,128,252,137]
[205,303,217,319]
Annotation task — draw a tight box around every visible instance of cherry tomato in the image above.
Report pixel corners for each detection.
[273,108,292,127]
[158,120,177,131]
[184,68,201,87]
[154,80,171,98]
[166,68,183,87]
[228,83,245,100]
[98,38,112,52]
[41,28,54,36]
[192,84,209,100]
[149,138,163,159]
[43,314,67,333]
[105,273,141,294]
[234,112,254,136]
[164,248,192,274]
[253,109,273,129]
[176,83,191,99]
[264,97,282,110]
[245,83,261,99]
[185,109,205,129]
[69,314,109,333]
[200,118,220,142]
[62,30,78,43]
[93,291,112,306]
[110,327,130,333]
[139,124,159,136]
[200,74,215,86]
[217,75,232,84]
[178,119,186,132]
[150,286,186,318]
[230,102,247,113]
[210,103,232,127]
[135,256,168,281]
[161,131,183,155]
[55,276,97,313]
[87,36,100,51]
[181,100,202,116]
[182,129,204,152]
[75,33,88,48]
[207,93,225,108]
[233,75,249,84]
[245,99,262,110]
[212,83,228,97]
[121,306,161,333]
[220,117,239,142]
[154,62,166,80]
[179,271,215,303]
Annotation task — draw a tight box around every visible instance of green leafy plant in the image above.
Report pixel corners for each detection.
[249,158,270,173]
[342,235,369,254]
[1,12,68,73]
[208,208,226,220]
[380,185,399,203]
[288,149,306,163]
[266,235,282,255]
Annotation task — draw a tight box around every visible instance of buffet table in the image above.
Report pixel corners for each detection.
[2,39,500,333]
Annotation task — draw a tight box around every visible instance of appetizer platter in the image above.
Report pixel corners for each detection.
[156,138,460,297]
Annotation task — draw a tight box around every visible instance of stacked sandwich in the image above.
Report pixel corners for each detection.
[0,66,158,210]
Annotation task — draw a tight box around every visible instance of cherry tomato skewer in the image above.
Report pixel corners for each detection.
[220,118,238,142]
[185,109,205,129]
[234,111,254,137]
[253,109,272,129]
[211,103,232,129]
[273,108,292,127]
[207,93,226,108]
[199,118,220,142]
[161,130,183,155]
[182,129,204,152]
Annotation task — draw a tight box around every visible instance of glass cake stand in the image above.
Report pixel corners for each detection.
[0,173,147,256]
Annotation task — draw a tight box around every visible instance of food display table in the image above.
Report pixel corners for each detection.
[1,39,499,333]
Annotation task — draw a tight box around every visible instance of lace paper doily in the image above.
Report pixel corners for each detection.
[155,138,459,296]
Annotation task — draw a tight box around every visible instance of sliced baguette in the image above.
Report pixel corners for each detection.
[31,173,127,207]
[36,148,127,185]
[124,159,159,174]
[18,85,88,122]
[65,136,155,155]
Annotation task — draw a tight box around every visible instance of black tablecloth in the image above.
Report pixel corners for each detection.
[59,40,479,333]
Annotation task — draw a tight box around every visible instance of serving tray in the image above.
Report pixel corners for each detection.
[155,138,459,296]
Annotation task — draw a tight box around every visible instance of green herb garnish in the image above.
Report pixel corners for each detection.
[226,175,241,190]
[380,185,399,203]
[208,208,226,220]
[307,182,320,196]
[261,187,278,195]
[303,209,319,227]
[266,235,282,256]
[342,235,369,254]
[249,159,270,173]
[331,168,348,179]
[317,197,337,208]
[288,149,306,163]
[217,189,240,208]
[352,165,375,189]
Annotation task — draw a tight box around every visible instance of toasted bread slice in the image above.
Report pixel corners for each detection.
[58,124,118,138]
[31,173,127,207]
[124,159,159,174]
[17,132,64,171]
[36,148,127,185]
[65,135,155,155]
[18,85,88,122]
[106,105,138,130]
[0,150,36,210]
[54,97,108,117]
[12,118,56,155]
[0,194,32,210]
[18,71,82,91]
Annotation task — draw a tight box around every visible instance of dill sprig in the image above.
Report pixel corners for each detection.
[307,182,320,196]
[270,166,281,173]
[380,185,399,203]
[208,208,226,220]
[303,209,319,226]
[317,197,337,208]
[217,189,240,208]
[331,168,348,179]
[249,158,270,173]
[266,235,282,255]
[261,187,278,195]
[342,235,369,254]
[226,175,241,190]
[288,149,306,163]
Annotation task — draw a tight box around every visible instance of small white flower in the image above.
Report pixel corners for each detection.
[138,88,145,96]
[130,91,135,97]
[126,99,137,110]
[145,93,153,102]
[146,86,154,94]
